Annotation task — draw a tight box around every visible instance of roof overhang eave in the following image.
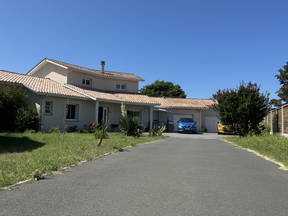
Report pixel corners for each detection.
[96,98,159,106]
[68,68,144,82]
[27,59,68,75]
[156,105,210,110]
[37,93,90,100]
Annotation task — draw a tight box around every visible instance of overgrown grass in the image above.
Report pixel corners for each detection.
[226,134,288,168]
[0,132,165,188]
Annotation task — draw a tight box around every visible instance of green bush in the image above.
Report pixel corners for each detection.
[213,82,269,136]
[0,84,39,132]
[67,126,78,132]
[119,115,140,136]
[15,107,39,132]
[48,127,61,133]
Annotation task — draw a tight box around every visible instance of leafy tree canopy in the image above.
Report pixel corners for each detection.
[0,84,39,132]
[270,98,282,108]
[140,80,186,98]
[275,62,288,103]
[213,82,269,136]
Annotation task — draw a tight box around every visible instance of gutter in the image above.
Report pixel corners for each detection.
[64,84,160,106]
[64,84,96,101]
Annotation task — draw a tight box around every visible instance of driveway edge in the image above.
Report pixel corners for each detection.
[1,137,168,191]
[223,139,288,171]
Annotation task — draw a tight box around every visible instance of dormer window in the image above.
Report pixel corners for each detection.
[82,78,92,87]
[116,83,127,90]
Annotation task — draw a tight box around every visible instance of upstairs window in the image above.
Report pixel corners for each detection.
[44,101,53,115]
[116,83,127,90]
[82,78,92,86]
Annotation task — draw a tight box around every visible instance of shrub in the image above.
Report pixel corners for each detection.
[15,106,39,132]
[48,127,61,133]
[119,103,141,136]
[88,122,97,133]
[0,84,39,132]
[213,82,269,136]
[149,125,166,136]
[119,115,140,136]
[67,126,78,132]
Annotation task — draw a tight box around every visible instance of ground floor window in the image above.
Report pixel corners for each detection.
[127,110,141,120]
[66,104,79,120]
[44,101,53,115]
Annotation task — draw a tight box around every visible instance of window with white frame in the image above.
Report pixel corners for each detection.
[82,78,92,86]
[66,104,79,120]
[116,83,127,90]
[44,101,53,115]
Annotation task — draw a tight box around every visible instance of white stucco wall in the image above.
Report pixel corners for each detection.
[31,63,68,84]
[40,97,152,131]
[67,71,139,93]
[30,63,139,92]
[41,96,95,131]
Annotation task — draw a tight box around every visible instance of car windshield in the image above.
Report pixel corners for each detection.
[179,118,193,123]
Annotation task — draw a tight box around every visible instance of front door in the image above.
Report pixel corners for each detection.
[98,106,108,125]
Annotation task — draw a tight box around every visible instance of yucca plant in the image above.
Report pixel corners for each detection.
[119,102,140,136]
[94,124,109,147]
[119,115,140,136]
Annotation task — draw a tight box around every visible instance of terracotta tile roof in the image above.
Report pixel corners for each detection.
[65,84,216,108]
[65,84,159,105]
[42,58,144,81]
[152,97,216,109]
[0,70,216,108]
[0,70,88,99]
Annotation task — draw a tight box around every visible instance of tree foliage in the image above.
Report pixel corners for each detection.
[269,98,282,108]
[140,80,186,98]
[213,82,269,136]
[0,84,39,132]
[275,62,288,103]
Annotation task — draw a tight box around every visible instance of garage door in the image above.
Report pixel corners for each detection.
[173,114,193,131]
[205,116,219,132]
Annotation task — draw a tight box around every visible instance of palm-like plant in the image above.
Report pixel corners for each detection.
[119,115,140,136]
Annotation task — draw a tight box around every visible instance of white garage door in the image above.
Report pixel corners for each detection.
[205,116,219,132]
[173,114,193,131]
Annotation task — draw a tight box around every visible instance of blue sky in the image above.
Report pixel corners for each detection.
[0,0,287,99]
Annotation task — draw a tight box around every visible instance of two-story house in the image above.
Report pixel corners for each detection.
[0,58,219,132]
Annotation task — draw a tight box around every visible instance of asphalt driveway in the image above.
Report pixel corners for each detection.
[1,135,288,216]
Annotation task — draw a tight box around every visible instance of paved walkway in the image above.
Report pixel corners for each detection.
[1,136,288,216]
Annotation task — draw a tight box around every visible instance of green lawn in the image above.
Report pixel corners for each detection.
[0,132,165,188]
[226,134,288,168]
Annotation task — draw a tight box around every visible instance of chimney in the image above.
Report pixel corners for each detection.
[100,61,105,73]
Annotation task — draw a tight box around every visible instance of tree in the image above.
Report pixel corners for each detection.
[140,80,186,98]
[0,84,39,132]
[270,98,282,108]
[275,62,288,103]
[213,82,269,136]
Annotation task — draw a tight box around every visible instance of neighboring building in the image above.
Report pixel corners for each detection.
[0,58,219,132]
[264,104,288,136]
